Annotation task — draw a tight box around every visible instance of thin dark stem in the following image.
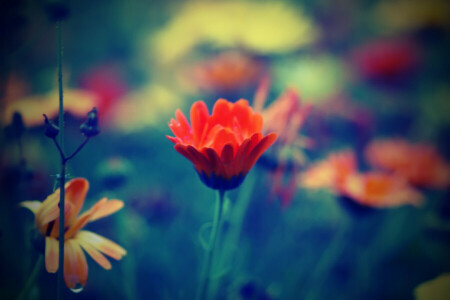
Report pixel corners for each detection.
[17,255,44,300]
[65,137,89,162]
[52,138,65,161]
[197,190,225,300]
[56,20,65,300]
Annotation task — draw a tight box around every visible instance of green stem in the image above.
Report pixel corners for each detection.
[210,173,256,296]
[197,190,225,300]
[17,255,43,300]
[56,20,66,300]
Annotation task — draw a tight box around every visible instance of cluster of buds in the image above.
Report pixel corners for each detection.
[43,107,100,163]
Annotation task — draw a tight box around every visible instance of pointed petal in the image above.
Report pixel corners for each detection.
[20,201,42,214]
[77,230,126,260]
[35,192,60,230]
[243,133,277,173]
[253,75,270,112]
[221,144,234,164]
[45,237,59,273]
[89,199,124,222]
[187,145,212,175]
[204,148,225,177]
[76,234,112,270]
[64,240,88,289]
[190,101,209,145]
[64,178,89,225]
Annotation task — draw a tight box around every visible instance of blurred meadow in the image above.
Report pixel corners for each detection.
[1,0,450,299]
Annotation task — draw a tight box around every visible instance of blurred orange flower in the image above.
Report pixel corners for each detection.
[340,172,423,208]
[254,76,312,206]
[300,150,357,191]
[366,139,450,188]
[181,51,265,95]
[21,178,126,289]
[167,99,277,190]
[255,76,312,148]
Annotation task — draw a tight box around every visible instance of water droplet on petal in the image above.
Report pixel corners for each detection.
[70,284,84,293]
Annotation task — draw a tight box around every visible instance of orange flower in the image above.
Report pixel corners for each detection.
[167,99,277,190]
[300,150,358,191]
[20,178,126,289]
[340,172,423,208]
[183,51,265,94]
[366,139,450,188]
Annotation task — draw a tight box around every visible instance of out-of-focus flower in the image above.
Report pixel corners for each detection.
[366,139,450,188]
[109,83,181,133]
[253,76,312,206]
[95,156,133,190]
[300,150,358,191]
[167,99,277,190]
[151,2,318,65]
[350,39,421,81]
[0,73,30,104]
[20,178,126,289]
[273,55,348,103]
[414,273,450,300]
[269,166,299,207]
[340,172,423,208]
[2,88,98,127]
[79,63,129,121]
[255,78,312,148]
[372,0,450,34]
[179,51,265,95]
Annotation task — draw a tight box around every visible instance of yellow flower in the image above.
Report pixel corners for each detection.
[414,273,450,300]
[372,0,450,34]
[3,89,98,127]
[150,1,318,65]
[21,178,126,289]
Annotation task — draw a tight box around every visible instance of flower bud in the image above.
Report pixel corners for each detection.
[80,107,100,137]
[43,114,59,138]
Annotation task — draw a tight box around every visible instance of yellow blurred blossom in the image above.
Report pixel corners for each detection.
[372,0,450,34]
[415,273,450,300]
[3,89,98,127]
[109,84,181,132]
[273,55,348,103]
[151,1,319,65]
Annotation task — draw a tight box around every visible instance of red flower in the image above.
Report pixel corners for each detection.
[167,99,277,190]
[351,39,420,80]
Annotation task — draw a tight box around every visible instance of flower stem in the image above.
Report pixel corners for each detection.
[17,255,43,300]
[197,190,225,300]
[56,20,66,300]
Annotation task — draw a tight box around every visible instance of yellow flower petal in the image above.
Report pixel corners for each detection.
[45,237,59,273]
[20,201,42,214]
[89,198,124,222]
[77,230,126,260]
[64,239,88,289]
[75,234,112,270]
